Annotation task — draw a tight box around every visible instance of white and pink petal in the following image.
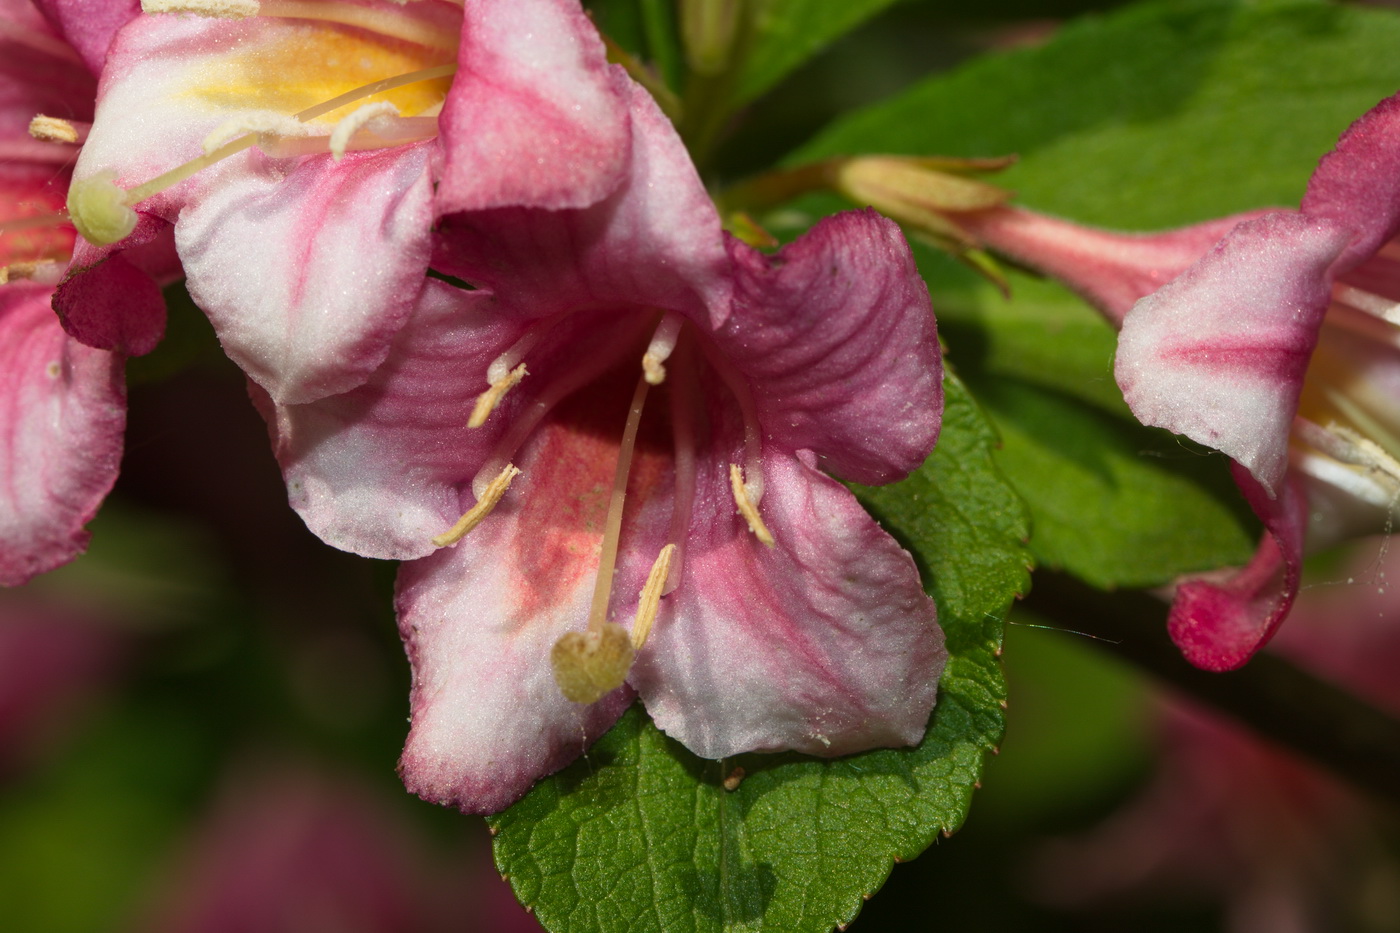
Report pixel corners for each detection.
[630,451,943,758]
[0,283,124,586]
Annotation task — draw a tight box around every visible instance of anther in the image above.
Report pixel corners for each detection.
[730,463,775,546]
[468,363,527,429]
[142,0,258,17]
[431,463,520,547]
[551,623,634,704]
[642,312,684,385]
[330,102,400,160]
[630,544,676,650]
[28,115,86,145]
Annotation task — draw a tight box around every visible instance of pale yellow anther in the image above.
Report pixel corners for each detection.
[630,544,676,650]
[330,102,399,160]
[0,261,63,286]
[551,623,635,704]
[430,463,520,547]
[642,351,667,385]
[202,114,309,154]
[468,364,526,429]
[66,174,137,247]
[730,463,774,547]
[28,115,79,144]
[142,0,259,17]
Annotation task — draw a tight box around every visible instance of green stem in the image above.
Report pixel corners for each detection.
[1021,571,1400,808]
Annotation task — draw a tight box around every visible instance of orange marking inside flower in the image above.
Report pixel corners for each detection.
[0,175,74,267]
[507,379,671,622]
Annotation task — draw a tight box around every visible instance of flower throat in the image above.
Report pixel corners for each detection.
[67,0,461,246]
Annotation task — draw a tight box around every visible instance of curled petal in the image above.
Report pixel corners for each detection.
[53,217,167,356]
[433,81,730,327]
[720,209,941,484]
[436,0,630,214]
[1168,464,1306,671]
[1302,91,1400,272]
[1115,212,1350,495]
[178,144,434,403]
[631,451,944,758]
[0,284,124,586]
[260,280,522,560]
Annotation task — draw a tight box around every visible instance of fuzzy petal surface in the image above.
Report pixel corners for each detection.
[0,283,124,586]
[1168,465,1307,671]
[631,450,943,758]
[432,82,730,327]
[394,402,653,813]
[1302,91,1400,271]
[53,218,167,356]
[30,0,140,76]
[177,144,434,404]
[435,0,629,214]
[1116,212,1350,495]
[720,209,941,485]
[261,280,522,560]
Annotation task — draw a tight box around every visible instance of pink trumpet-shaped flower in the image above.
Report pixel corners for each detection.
[954,96,1400,671]
[260,85,947,813]
[59,0,632,405]
[0,0,146,585]
[1113,94,1400,670]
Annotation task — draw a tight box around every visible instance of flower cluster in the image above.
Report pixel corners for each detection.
[3,0,948,811]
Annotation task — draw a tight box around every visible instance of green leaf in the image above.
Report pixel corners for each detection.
[797,0,1400,224]
[736,0,904,103]
[783,0,1400,585]
[491,374,1029,932]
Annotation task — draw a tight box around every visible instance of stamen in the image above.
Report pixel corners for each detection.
[663,339,700,593]
[430,463,520,547]
[143,0,459,51]
[471,321,649,499]
[1320,386,1400,463]
[0,261,65,286]
[329,101,399,160]
[642,312,684,385]
[630,544,676,650]
[1333,283,1400,327]
[29,115,87,145]
[68,62,457,246]
[202,114,310,154]
[698,339,767,506]
[484,311,571,386]
[730,463,775,546]
[468,363,527,428]
[143,0,258,16]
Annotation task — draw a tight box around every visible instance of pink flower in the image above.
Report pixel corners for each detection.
[0,0,140,584]
[1113,93,1400,670]
[60,0,632,403]
[260,85,947,813]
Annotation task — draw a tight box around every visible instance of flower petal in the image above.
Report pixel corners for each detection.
[53,216,167,356]
[1115,212,1351,494]
[0,283,124,586]
[719,209,941,485]
[631,451,944,758]
[177,144,434,403]
[1302,91,1400,271]
[1167,464,1306,671]
[259,280,523,560]
[432,81,731,327]
[435,0,630,214]
[29,0,139,76]
[395,408,649,813]
[959,206,1270,324]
